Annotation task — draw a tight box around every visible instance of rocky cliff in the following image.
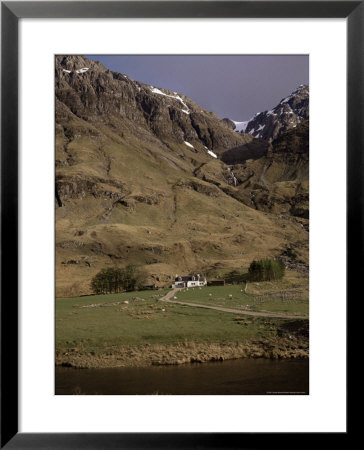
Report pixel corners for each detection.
[56,55,252,170]
[223,121,309,218]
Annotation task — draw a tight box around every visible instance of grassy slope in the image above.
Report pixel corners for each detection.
[56,107,308,297]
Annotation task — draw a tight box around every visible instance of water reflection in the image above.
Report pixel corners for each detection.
[56,358,309,395]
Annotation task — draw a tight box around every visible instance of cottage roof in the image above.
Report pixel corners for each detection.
[175,274,205,282]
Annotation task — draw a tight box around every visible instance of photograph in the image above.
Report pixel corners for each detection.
[55,54,309,395]
[0,0,354,444]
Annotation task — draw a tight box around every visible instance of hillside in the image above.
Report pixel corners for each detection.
[55,56,309,296]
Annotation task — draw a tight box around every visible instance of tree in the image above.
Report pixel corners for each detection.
[248,258,285,282]
[91,265,147,294]
[91,267,123,294]
[121,264,141,292]
[248,260,262,282]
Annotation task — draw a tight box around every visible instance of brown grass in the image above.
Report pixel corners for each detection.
[56,337,308,369]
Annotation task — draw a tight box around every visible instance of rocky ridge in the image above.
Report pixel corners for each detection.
[56,55,252,169]
[229,85,309,141]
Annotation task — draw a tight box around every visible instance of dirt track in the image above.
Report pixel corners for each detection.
[160,288,307,320]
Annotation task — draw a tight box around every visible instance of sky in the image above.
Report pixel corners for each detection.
[86,55,309,121]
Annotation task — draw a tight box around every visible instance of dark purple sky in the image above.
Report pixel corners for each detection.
[86,55,309,121]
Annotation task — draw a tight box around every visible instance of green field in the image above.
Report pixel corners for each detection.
[174,281,308,317]
[55,288,291,354]
[56,274,309,368]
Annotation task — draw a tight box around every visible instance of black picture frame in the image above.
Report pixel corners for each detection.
[1,1,357,447]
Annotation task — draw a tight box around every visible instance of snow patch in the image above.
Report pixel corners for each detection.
[151,87,165,96]
[174,95,190,114]
[203,145,217,158]
[266,110,277,117]
[232,120,249,132]
[62,69,71,73]
[150,87,190,114]
[184,141,194,148]
[75,67,89,74]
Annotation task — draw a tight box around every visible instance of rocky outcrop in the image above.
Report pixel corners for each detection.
[222,118,236,130]
[55,175,128,203]
[231,85,309,141]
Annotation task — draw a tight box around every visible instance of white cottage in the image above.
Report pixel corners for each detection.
[174,274,207,288]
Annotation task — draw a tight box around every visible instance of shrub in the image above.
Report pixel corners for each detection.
[248,258,285,282]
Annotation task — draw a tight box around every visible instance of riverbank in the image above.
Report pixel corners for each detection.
[56,336,308,369]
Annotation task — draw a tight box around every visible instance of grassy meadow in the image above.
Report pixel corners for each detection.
[56,289,277,350]
[56,272,308,368]
[175,273,308,317]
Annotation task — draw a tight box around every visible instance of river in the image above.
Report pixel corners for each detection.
[55,358,308,395]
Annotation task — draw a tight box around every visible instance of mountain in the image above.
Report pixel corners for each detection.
[56,55,252,168]
[229,85,309,141]
[220,121,309,218]
[55,56,308,297]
